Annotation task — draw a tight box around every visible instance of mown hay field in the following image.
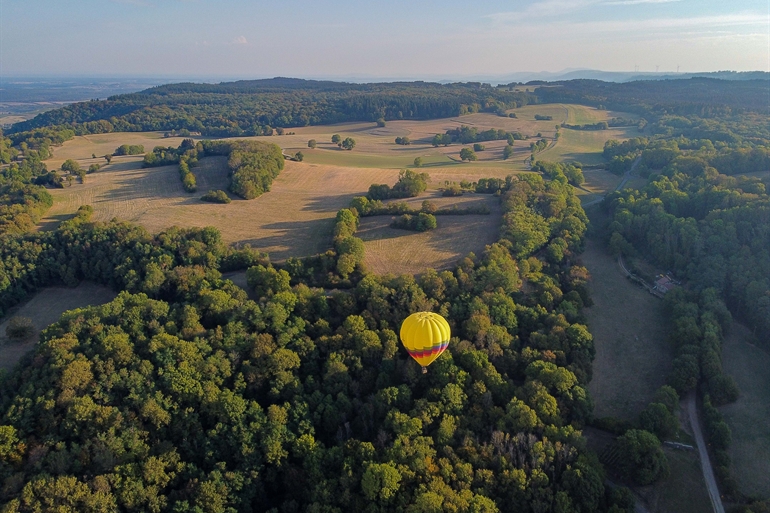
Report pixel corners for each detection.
[42,157,403,261]
[37,107,635,272]
[358,192,502,276]
[0,282,116,371]
[720,324,770,498]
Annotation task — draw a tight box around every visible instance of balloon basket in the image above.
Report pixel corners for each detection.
[421,366,427,374]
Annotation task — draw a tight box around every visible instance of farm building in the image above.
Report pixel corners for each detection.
[653,275,677,294]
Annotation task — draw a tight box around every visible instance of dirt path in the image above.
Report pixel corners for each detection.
[687,392,725,513]
[583,155,641,207]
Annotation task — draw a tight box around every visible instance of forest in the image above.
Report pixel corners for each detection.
[0,167,644,512]
[8,79,536,140]
[1,76,770,511]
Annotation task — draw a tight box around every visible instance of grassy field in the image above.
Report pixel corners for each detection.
[582,211,673,421]
[636,448,713,513]
[358,192,502,275]
[37,107,636,271]
[585,427,710,513]
[539,127,639,166]
[720,324,770,498]
[0,282,116,371]
[46,132,194,170]
[42,157,406,260]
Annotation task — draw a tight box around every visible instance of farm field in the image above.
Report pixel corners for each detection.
[44,104,633,172]
[41,157,403,260]
[0,282,116,371]
[45,132,194,170]
[36,106,634,269]
[582,214,672,421]
[720,324,770,498]
[358,192,502,276]
[538,127,638,166]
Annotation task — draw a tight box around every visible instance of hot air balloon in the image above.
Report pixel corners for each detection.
[400,312,450,373]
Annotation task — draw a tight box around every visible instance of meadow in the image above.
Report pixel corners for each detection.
[0,282,116,371]
[38,105,629,272]
[358,192,502,275]
[582,212,673,421]
[720,324,770,498]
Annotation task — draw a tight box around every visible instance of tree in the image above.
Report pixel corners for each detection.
[308,139,317,149]
[88,163,100,174]
[331,134,341,145]
[615,430,669,485]
[104,154,113,164]
[295,151,304,162]
[503,145,514,160]
[460,148,477,161]
[361,463,401,501]
[376,118,386,127]
[473,143,485,152]
[61,159,80,173]
[5,316,34,340]
[414,157,423,167]
[341,137,356,150]
[639,403,678,440]
[432,134,452,147]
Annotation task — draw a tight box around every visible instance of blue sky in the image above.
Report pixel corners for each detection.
[1,0,768,78]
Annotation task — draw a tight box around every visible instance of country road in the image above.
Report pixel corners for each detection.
[687,391,725,513]
[582,155,642,207]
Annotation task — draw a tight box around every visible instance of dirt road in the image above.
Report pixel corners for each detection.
[687,392,725,513]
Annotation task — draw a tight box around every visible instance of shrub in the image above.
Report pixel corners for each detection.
[5,316,34,340]
[201,190,231,204]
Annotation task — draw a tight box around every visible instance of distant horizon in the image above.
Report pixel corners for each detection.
[2,68,768,85]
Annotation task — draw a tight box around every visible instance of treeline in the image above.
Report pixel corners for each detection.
[113,144,145,156]
[367,170,429,200]
[10,78,537,139]
[563,117,634,131]
[352,197,490,217]
[604,130,770,177]
[391,212,437,232]
[0,165,637,511]
[534,77,770,117]
[0,135,54,235]
[0,207,269,317]
[143,139,284,199]
[532,161,585,187]
[433,126,525,147]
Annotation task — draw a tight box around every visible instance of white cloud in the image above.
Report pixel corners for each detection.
[233,35,248,45]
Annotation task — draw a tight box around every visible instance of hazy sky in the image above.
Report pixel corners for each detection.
[1,0,768,79]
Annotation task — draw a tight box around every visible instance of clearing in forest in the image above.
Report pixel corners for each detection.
[581,214,673,421]
[719,324,770,498]
[0,282,116,371]
[358,192,502,276]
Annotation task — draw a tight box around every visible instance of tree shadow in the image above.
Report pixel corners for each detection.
[237,217,336,261]
[37,213,76,232]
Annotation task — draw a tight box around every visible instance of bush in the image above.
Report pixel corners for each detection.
[614,429,669,485]
[391,213,436,232]
[473,143,485,152]
[442,184,463,197]
[201,190,231,204]
[5,316,34,340]
[639,402,679,440]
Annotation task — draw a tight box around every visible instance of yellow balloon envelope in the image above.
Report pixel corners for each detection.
[400,312,450,372]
